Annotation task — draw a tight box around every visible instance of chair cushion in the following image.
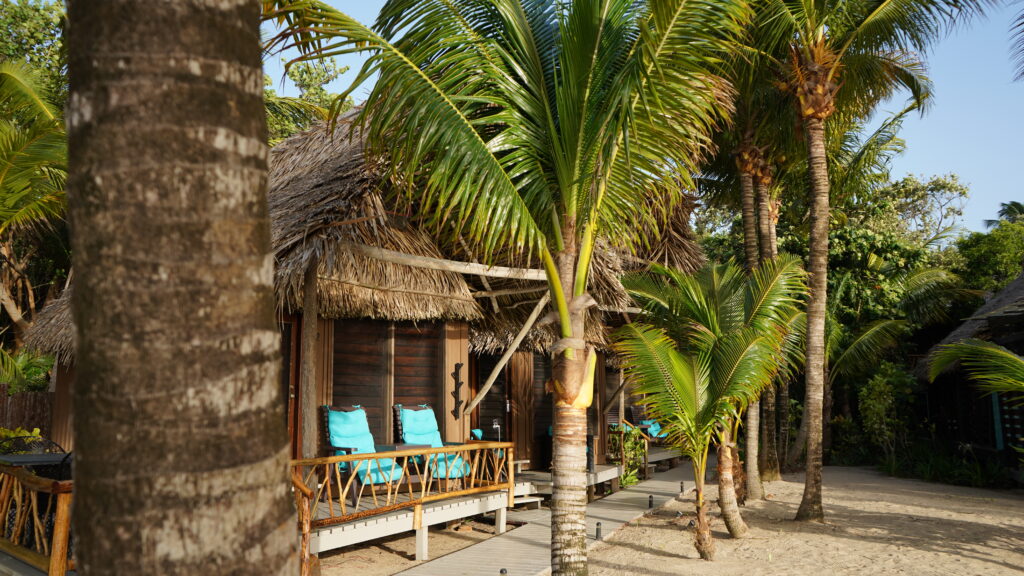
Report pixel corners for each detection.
[355,457,404,484]
[327,407,376,456]
[400,407,443,448]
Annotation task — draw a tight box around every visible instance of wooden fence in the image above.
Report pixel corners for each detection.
[0,386,52,437]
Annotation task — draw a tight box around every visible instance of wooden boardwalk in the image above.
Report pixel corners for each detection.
[397,465,692,576]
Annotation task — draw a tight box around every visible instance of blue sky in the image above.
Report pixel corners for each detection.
[264,2,1023,233]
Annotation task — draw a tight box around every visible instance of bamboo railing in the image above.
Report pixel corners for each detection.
[0,465,72,575]
[291,441,514,529]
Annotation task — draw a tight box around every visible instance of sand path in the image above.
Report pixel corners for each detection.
[589,466,1024,575]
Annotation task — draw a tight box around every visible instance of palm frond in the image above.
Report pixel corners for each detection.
[829,319,907,385]
[929,339,1024,405]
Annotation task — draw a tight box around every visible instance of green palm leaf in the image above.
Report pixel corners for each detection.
[929,339,1024,406]
[829,319,907,385]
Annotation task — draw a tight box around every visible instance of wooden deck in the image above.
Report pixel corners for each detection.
[647,446,683,463]
[515,464,623,495]
[397,465,691,576]
[311,481,535,554]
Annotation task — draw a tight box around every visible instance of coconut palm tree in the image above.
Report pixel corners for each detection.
[984,201,1024,228]
[66,0,294,572]
[757,0,994,516]
[0,59,66,232]
[616,256,806,558]
[264,1,749,572]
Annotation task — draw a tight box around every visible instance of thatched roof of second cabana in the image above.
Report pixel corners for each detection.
[916,271,1024,380]
[22,287,73,365]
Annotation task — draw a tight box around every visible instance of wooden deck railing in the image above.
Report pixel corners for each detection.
[291,441,515,527]
[0,465,72,575]
[291,442,514,575]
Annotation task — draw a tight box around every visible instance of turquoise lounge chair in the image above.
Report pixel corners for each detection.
[640,419,668,440]
[322,406,403,502]
[395,404,470,480]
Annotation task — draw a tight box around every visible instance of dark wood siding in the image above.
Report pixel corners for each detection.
[332,319,389,439]
[475,354,508,441]
[393,322,442,411]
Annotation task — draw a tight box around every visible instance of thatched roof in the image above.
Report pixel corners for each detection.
[22,288,72,365]
[24,116,706,362]
[270,118,481,322]
[917,272,1024,379]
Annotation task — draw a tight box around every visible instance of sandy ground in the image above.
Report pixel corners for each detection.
[318,518,510,576]
[589,466,1024,576]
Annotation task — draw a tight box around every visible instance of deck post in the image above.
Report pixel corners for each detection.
[413,504,428,561]
[48,491,72,576]
[506,447,515,508]
[495,506,507,535]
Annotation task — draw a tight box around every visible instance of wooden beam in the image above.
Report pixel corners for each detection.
[464,293,550,415]
[341,241,547,281]
[472,286,548,298]
[300,259,320,460]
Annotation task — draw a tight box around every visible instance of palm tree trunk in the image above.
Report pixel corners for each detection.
[796,116,829,522]
[66,1,295,573]
[716,428,748,538]
[739,170,764,501]
[756,181,781,482]
[691,447,714,561]
[551,251,591,576]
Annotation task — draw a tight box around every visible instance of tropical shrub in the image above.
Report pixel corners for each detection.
[0,348,52,394]
[858,361,915,471]
[607,424,646,487]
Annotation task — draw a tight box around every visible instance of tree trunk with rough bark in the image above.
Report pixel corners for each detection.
[66,1,295,573]
[756,181,781,482]
[550,250,592,576]
[739,170,764,501]
[716,428,748,538]
[691,449,714,560]
[795,117,829,522]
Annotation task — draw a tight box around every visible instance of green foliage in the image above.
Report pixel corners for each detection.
[264,0,749,268]
[954,221,1024,293]
[615,258,806,488]
[851,174,968,246]
[0,348,52,394]
[928,339,1024,405]
[608,424,646,487]
[858,362,915,468]
[984,201,1024,228]
[0,0,64,102]
[827,415,872,465]
[0,426,40,440]
[891,436,1012,488]
[0,59,66,232]
[264,58,349,145]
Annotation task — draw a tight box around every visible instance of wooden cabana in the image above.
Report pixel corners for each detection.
[918,272,1024,464]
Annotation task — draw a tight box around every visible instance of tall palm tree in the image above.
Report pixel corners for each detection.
[984,201,1024,228]
[616,256,806,558]
[264,1,749,572]
[66,0,294,572]
[0,59,66,232]
[757,0,990,519]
